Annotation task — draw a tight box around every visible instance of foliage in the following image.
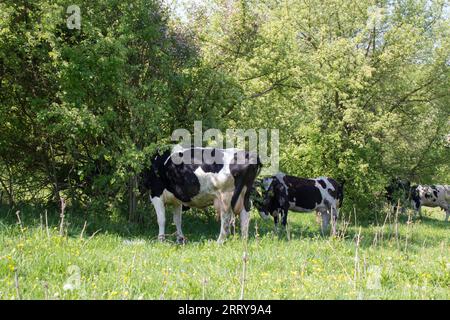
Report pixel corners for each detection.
[0,0,240,217]
[193,0,450,217]
[0,0,449,220]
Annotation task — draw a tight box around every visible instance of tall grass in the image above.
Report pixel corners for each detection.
[0,204,448,299]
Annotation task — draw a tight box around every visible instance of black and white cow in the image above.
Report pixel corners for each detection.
[411,184,449,221]
[385,179,449,221]
[139,147,262,243]
[254,173,344,235]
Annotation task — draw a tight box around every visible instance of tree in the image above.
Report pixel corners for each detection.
[0,0,241,219]
[195,0,450,216]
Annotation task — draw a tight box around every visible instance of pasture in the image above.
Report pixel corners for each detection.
[0,0,449,301]
[1,205,448,300]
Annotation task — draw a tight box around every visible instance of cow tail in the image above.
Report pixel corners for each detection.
[231,180,246,214]
[251,156,264,211]
[231,155,262,213]
[256,155,263,176]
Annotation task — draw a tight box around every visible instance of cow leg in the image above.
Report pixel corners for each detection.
[173,204,186,244]
[240,209,250,240]
[151,196,166,241]
[281,209,289,238]
[218,209,232,244]
[281,210,288,228]
[230,214,237,236]
[417,206,422,218]
[330,205,338,236]
[273,214,279,233]
[320,210,330,236]
[443,204,449,222]
[410,199,421,218]
[215,195,233,244]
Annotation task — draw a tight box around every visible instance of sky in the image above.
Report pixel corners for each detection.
[163,0,207,22]
[164,0,450,23]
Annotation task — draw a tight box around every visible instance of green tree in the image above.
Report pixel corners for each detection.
[0,0,241,220]
[196,0,450,217]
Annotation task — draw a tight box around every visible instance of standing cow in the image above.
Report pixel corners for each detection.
[411,184,449,221]
[254,173,344,235]
[139,147,262,243]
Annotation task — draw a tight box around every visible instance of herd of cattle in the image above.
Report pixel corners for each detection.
[139,147,449,243]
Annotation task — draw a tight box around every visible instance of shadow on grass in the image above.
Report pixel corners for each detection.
[0,202,223,242]
[0,203,447,247]
[418,214,449,229]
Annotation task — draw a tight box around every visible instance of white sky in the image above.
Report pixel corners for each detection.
[164,0,450,22]
[163,0,208,22]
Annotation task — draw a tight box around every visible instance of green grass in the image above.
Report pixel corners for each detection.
[0,205,449,300]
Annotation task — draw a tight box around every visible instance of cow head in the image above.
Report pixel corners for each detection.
[250,179,271,220]
[251,177,286,219]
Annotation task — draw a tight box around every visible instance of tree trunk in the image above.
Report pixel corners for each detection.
[0,164,15,207]
[128,175,138,223]
[0,175,14,207]
[49,143,61,205]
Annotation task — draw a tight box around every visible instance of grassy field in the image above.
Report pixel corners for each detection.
[0,205,449,300]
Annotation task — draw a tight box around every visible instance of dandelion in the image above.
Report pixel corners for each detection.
[110,291,119,297]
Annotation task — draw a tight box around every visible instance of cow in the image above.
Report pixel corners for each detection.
[385,179,449,221]
[253,173,344,235]
[411,184,449,221]
[139,146,262,243]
